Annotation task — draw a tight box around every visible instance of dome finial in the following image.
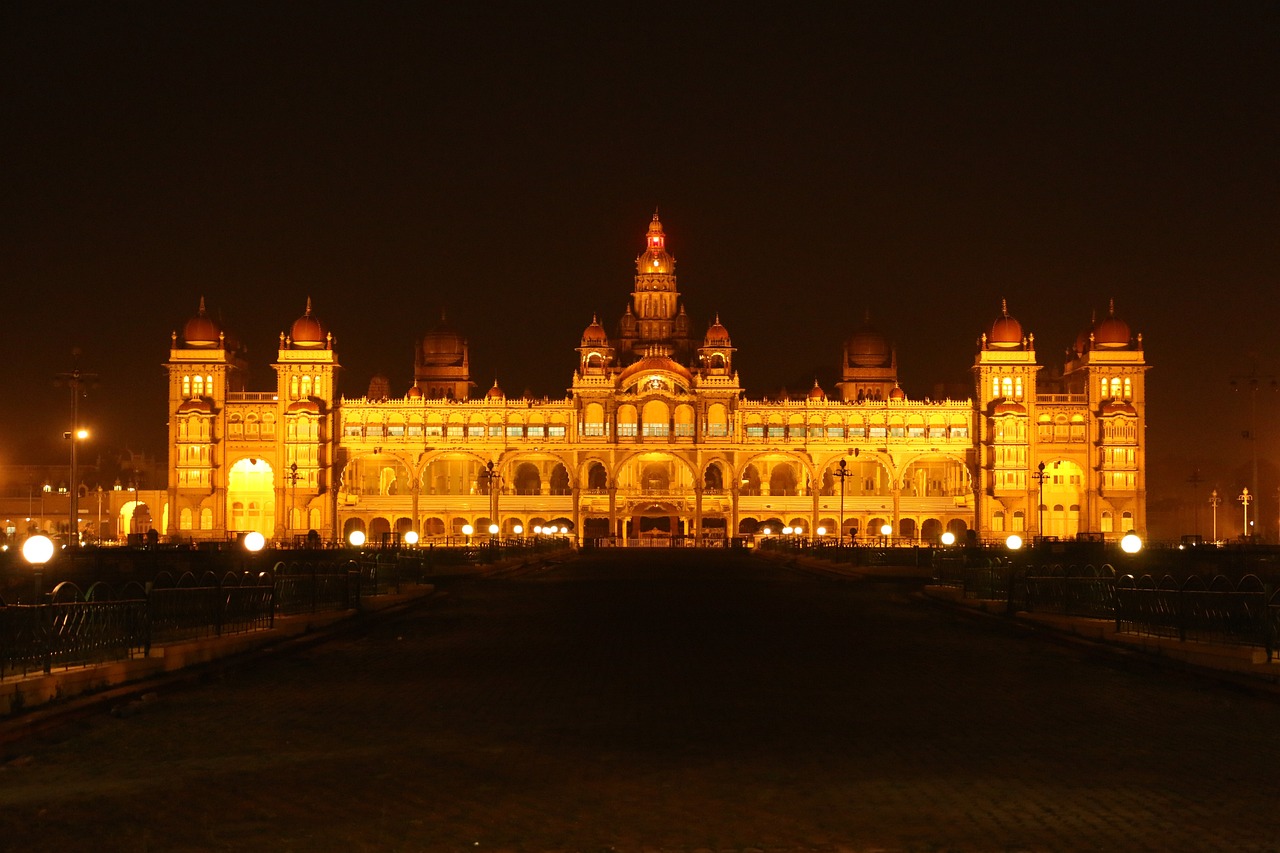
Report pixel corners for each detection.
[1108,297,1116,317]
[198,295,207,315]
[1001,298,1009,317]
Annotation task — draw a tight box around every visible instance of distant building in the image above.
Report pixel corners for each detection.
[163,214,1148,544]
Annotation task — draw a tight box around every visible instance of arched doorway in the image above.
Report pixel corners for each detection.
[227,458,275,536]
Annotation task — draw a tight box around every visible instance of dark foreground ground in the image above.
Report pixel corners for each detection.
[2,550,1279,852]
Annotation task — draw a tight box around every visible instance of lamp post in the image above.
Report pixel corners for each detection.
[485,460,501,538]
[1239,487,1252,540]
[1210,489,1221,542]
[23,534,54,602]
[56,353,97,549]
[287,461,301,537]
[1031,461,1047,539]
[833,455,854,545]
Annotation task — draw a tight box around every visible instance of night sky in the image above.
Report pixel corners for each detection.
[2,3,1276,518]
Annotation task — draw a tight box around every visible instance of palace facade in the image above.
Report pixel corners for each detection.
[164,214,1148,545]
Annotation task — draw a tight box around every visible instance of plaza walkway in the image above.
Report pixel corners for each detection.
[2,549,1278,852]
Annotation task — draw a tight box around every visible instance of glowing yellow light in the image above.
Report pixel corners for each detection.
[513,524,523,535]
[488,523,500,535]
[816,527,827,536]
[782,526,793,535]
[940,531,956,546]
[23,534,54,565]
[243,531,265,552]
[761,527,772,535]
[1121,532,1143,554]
[880,524,893,537]
[348,530,366,547]
[461,524,474,537]
[1006,534,1023,550]
[404,531,419,545]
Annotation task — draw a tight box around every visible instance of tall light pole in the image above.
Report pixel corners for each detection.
[1031,461,1047,538]
[486,460,501,538]
[1210,489,1221,542]
[833,454,854,544]
[288,461,300,537]
[1239,487,1252,540]
[56,351,97,548]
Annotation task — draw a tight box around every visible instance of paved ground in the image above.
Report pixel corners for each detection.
[2,549,1280,852]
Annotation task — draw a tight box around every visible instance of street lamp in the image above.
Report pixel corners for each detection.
[1005,534,1024,551]
[485,460,501,537]
[833,454,856,544]
[348,529,366,548]
[941,530,956,547]
[1210,489,1221,542]
[23,534,55,601]
[1239,487,1252,540]
[1120,531,1143,554]
[880,522,893,546]
[287,461,301,535]
[1031,461,1047,538]
[56,353,97,549]
[403,530,419,546]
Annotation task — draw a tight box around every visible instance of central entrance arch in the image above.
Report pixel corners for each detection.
[227,458,275,537]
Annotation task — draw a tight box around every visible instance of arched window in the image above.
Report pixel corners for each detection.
[992,510,1006,532]
[182,375,191,398]
[1101,510,1114,533]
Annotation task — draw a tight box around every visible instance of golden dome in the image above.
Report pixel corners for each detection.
[1091,300,1131,349]
[704,314,732,347]
[181,297,223,348]
[987,299,1023,349]
[889,384,906,401]
[290,298,327,348]
[581,315,609,346]
[485,380,504,399]
[807,380,826,400]
[406,385,423,399]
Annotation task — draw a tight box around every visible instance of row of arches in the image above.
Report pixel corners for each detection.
[338,451,971,499]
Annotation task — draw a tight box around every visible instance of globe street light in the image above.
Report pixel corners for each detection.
[404,530,419,546]
[1006,534,1024,551]
[243,531,266,553]
[348,529,366,548]
[1120,531,1143,554]
[940,530,956,547]
[23,533,55,600]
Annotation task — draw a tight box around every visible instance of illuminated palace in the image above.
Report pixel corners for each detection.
[164,214,1148,545]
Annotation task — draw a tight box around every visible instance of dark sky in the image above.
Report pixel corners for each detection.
[1,2,1277,509]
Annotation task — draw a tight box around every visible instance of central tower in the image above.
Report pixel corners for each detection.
[616,213,694,364]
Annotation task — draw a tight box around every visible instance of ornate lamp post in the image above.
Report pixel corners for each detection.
[1210,489,1221,542]
[833,454,855,545]
[1239,487,1253,540]
[486,460,502,538]
[287,462,301,536]
[1031,461,1047,538]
